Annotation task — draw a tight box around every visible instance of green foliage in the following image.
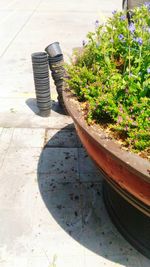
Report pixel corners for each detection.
[65,4,150,153]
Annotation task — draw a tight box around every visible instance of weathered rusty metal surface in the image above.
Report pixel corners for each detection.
[63,89,150,216]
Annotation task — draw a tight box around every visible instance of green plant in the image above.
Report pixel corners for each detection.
[65,4,150,156]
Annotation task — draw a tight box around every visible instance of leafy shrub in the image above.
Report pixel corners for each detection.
[65,4,150,155]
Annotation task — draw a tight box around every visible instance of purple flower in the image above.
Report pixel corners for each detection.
[112,10,117,15]
[144,2,150,9]
[82,40,86,46]
[147,67,150,74]
[133,37,143,45]
[136,37,143,45]
[129,22,135,34]
[95,20,99,28]
[118,34,124,40]
[120,15,126,21]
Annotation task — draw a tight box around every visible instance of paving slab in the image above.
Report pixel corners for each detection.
[0,111,73,128]
[45,128,80,148]
[38,147,78,175]
[78,147,101,174]
[0,127,45,148]
[0,128,150,267]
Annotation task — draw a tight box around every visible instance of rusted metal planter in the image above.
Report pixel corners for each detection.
[122,0,148,10]
[63,89,150,258]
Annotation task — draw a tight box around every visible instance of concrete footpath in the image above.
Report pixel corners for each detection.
[0,1,149,266]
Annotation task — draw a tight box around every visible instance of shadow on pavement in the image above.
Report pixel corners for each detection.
[26,98,67,116]
[37,124,138,266]
[26,98,39,114]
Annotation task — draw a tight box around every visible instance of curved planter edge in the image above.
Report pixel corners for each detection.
[63,89,150,216]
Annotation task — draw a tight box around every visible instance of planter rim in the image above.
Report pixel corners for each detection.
[63,89,150,184]
[45,41,59,49]
[31,52,47,58]
[45,42,62,58]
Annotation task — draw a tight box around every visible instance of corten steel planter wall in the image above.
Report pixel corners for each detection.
[63,89,150,257]
[122,0,149,10]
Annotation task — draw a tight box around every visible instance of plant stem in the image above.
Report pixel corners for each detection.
[139,45,142,71]
[129,45,131,77]
[127,21,131,78]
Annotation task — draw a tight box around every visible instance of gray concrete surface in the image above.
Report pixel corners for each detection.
[0,1,150,267]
